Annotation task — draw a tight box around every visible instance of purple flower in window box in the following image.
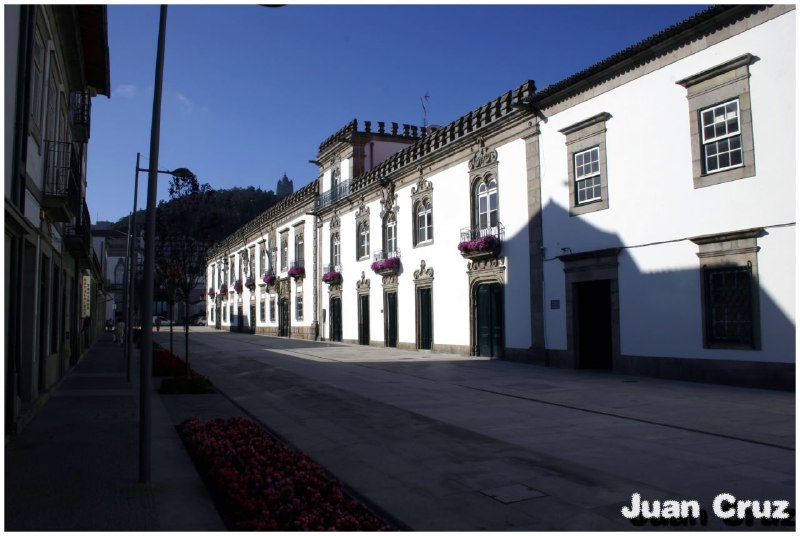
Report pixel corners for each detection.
[262,273,276,286]
[288,265,305,280]
[233,280,243,294]
[322,271,342,284]
[457,235,502,254]
[219,285,228,296]
[245,277,256,291]
[208,287,215,298]
[370,256,401,273]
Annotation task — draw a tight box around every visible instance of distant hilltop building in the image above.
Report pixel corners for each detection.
[276,173,294,196]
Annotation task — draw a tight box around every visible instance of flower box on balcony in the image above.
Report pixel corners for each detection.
[288,265,305,280]
[208,288,215,299]
[262,273,276,286]
[371,256,401,275]
[233,280,243,294]
[245,277,256,291]
[457,235,502,260]
[322,271,342,284]
[219,285,228,297]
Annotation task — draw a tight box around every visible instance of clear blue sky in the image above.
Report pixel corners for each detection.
[86,3,708,224]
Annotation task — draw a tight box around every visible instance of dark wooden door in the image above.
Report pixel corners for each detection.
[279,299,290,337]
[250,303,256,334]
[476,283,503,357]
[358,295,370,345]
[418,287,432,350]
[575,279,612,369]
[330,298,342,342]
[385,292,398,347]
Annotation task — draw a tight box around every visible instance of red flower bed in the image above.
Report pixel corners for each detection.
[152,348,189,377]
[179,417,393,531]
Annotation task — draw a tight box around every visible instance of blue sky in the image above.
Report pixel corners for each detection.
[86,3,708,224]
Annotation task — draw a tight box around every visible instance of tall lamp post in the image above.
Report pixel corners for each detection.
[138,4,192,484]
[124,153,193,382]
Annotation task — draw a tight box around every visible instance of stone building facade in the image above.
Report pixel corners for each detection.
[206,5,795,390]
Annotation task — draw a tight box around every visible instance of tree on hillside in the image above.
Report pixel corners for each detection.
[155,171,217,378]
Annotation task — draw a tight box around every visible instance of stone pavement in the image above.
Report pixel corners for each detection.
[162,328,796,531]
[4,328,796,531]
[4,334,225,531]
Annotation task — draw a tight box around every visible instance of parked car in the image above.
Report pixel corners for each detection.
[152,316,173,327]
[194,316,207,326]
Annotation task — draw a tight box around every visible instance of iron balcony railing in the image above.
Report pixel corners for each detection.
[373,249,401,262]
[323,263,342,274]
[314,179,350,211]
[70,89,91,141]
[459,222,505,243]
[44,140,81,218]
[290,259,305,269]
[64,202,92,257]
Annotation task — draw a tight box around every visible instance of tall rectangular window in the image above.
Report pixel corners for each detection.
[704,266,753,347]
[677,54,755,188]
[295,294,303,320]
[701,99,742,174]
[574,147,602,204]
[31,31,44,128]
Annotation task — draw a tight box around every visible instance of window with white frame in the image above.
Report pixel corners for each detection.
[331,232,341,268]
[476,179,498,231]
[677,53,755,189]
[280,235,288,271]
[357,221,370,259]
[295,232,304,266]
[383,213,397,255]
[700,99,743,174]
[574,147,602,204]
[415,200,433,245]
[31,30,45,129]
[559,112,611,215]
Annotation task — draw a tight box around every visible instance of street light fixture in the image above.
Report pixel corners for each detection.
[124,153,194,383]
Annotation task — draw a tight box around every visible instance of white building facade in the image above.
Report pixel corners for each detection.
[206,5,794,389]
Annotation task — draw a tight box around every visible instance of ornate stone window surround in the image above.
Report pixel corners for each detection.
[677,53,756,189]
[690,227,762,350]
[410,170,434,248]
[559,112,611,216]
[355,201,370,261]
[468,140,500,232]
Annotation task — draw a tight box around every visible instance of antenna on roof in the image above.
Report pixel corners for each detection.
[421,92,430,129]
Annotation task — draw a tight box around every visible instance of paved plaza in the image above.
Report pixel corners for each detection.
[5,328,795,531]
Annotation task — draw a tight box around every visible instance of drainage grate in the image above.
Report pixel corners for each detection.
[479,483,547,504]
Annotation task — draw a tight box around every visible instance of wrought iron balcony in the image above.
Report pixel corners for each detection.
[459,223,505,243]
[70,89,91,142]
[371,249,401,275]
[323,263,342,274]
[43,140,81,222]
[64,203,92,266]
[314,179,349,211]
[458,223,504,260]
[290,260,305,269]
[373,249,401,262]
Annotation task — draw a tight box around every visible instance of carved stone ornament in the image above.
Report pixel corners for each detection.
[355,199,370,221]
[330,210,340,230]
[413,259,434,282]
[468,138,498,171]
[278,278,291,300]
[411,168,433,198]
[381,273,399,291]
[380,182,397,218]
[467,256,505,273]
[356,271,371,293]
